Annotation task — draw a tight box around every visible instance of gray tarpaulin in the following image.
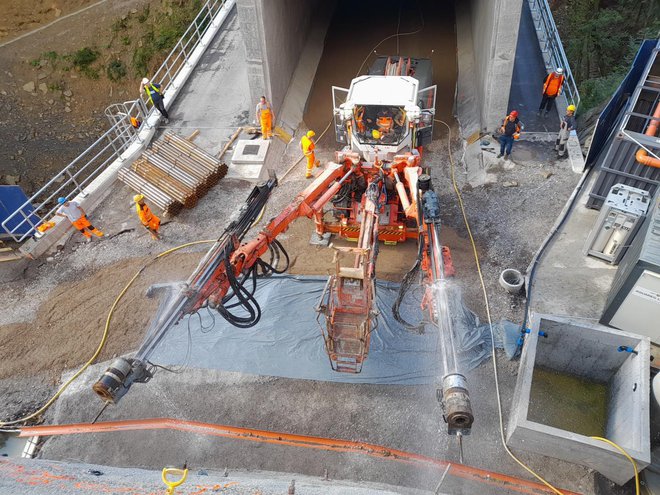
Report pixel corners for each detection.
[149,275,515,385]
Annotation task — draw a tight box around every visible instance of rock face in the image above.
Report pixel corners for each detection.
[22,81,35,93]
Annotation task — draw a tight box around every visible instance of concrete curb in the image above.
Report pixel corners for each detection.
[19,0,237,260]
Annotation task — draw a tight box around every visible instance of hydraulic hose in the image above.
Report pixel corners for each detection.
[0,240,216,427]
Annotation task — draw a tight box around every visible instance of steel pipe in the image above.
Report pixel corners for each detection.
[118,168,182,215]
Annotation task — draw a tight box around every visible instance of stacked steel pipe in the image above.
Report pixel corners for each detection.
[118,132,228,216]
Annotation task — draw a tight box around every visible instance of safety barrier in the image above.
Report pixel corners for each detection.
[2,0,227,243]
[527,0,580,110]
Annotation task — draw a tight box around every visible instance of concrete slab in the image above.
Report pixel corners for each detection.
[228,138,270,179]
[231,139,270,163]
[507,313,650,485]
[0,457,432,495]
[167,8,251,157]
[529,170,619,318]
[40,354,594,494]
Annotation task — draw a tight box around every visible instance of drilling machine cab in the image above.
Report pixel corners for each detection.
[332,56,436,163]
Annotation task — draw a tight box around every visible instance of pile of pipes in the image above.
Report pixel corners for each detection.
[118,132,228,215]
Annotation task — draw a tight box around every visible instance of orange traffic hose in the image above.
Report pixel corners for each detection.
[635,101,660,168]
[20,418,580,495]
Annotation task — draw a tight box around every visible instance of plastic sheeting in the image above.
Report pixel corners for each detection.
[149,275,517,385]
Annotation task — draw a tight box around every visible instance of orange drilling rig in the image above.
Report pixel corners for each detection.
[94,56,473,436]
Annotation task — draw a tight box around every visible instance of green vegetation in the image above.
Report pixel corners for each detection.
[47,82,64,91]
[555,0,660,110]
[43,51,58,62]
[71,47,99,68]
[111,17,129,32]
[137,5,150,23]
[132,37,155,77]
[131,0,203,76]
[106,60,127,81]
[26,2,209,83]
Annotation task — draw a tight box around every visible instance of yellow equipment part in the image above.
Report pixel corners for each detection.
[274,125,292,143]
[162,467,188,494]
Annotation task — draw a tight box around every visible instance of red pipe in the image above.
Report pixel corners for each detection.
[20,418,581,495]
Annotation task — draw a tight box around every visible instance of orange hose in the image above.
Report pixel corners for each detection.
[20,418,580,495]
[635,101,660,168]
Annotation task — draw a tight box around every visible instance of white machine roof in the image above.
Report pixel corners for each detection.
[347,75,418,106]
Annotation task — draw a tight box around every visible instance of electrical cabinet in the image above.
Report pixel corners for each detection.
[584,184,650,264]
[601,193,660,341]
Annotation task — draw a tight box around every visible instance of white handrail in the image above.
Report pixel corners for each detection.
[2,0,227,242]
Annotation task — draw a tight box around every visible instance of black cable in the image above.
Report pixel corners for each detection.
[518,164,595,347]
[393,186,427,332]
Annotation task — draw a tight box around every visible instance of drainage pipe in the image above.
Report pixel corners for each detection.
[635,101,660,168]
[19,418,580,495]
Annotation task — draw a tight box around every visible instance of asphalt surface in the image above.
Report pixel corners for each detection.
[507,1,561,132]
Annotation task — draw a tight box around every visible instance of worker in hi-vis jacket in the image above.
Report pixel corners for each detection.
[256,96,274,139]
[300,130,320,179]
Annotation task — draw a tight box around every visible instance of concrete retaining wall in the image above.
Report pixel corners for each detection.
[236,0,326,115]
[507,313,650,485]
[461,0,523,132]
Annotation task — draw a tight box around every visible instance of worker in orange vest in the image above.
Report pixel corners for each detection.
[538,68,565,117]
[497,110,523,159]
[300,130,320,179]
[134,194,161,240]
[256,96,274,139]
[55,197,104,242]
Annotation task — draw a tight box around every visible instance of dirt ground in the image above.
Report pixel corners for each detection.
[0,0,192,193]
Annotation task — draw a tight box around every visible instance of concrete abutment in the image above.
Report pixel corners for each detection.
[236,0,523,135]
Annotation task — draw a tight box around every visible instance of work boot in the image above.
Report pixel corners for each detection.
[314,159,320,168]
[504,153,510,160]
[305,172,313,179]
[537,110,542,117]
[496,153,503,158]
[92,229,104,237]
[85,236,92,243]
[544,111,549,117]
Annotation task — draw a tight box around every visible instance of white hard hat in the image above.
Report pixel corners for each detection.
[141,77,149,85]
[556,68,564,74]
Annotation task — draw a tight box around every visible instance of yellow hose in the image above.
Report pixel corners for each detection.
[591,436,640,495]
[0,240,216,427]
[436,118,565,494]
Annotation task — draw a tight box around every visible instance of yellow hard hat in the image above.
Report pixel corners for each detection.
[306,130,315,138]
[567,105,576,113]
[372,129,381,139]
[134,194,145,203]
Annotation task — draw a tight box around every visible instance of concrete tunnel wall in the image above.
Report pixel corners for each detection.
[236,0,326,117]
[237,0,522,134]
[468,0,523,132]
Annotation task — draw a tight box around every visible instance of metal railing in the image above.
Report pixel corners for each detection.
[2,0,227,242]
[527,0,580,110]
